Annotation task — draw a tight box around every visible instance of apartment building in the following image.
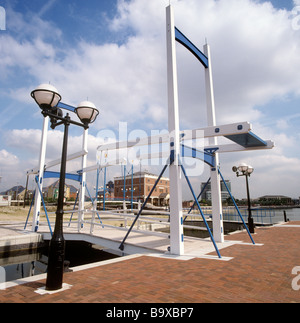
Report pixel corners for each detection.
[114,171,170,206]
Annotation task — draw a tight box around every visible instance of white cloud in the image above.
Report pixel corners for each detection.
[1,0,300,199]
[5,129,42,154]
[0,149,19,166]
[38,0,58,18]
[3,0,300,129]
[170,0,300,124]
[6,6,62,42]
[0,150,22,189]
[29,38,167,131]
[276,119,289,130]
[90,0,300,133]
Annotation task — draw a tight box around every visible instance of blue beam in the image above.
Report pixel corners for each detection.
[57,102,76,113]
[175,27,209,68]
[181,144,215,167]
[43,171,82,183]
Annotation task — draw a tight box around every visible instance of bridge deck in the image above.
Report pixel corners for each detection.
[35,222,257,261]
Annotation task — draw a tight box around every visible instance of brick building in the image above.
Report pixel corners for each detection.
[114,171,170,206]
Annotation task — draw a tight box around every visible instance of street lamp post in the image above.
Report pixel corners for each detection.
[31,84,99,291]
[233,163,255,234]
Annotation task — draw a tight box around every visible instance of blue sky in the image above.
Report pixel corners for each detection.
[0,0,300,200]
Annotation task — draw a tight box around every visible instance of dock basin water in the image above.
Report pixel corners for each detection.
[0,241,119,282]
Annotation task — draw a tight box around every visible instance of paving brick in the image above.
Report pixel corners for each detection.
[0,223,300,303]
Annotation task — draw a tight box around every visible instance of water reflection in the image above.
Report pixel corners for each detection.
[0,248,47,281]
[0,241,119,282]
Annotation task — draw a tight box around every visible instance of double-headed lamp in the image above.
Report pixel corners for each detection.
[233,163,254,176]
[31,84,99,126]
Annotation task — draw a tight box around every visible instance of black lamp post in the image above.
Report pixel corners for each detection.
[31,84,99,291]
[233,163,255,234]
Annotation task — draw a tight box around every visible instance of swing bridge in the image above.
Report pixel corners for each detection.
[24,5,274,261]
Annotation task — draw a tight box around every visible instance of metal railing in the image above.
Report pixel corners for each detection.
[184,206,276,225]
[80,209,209,236]
[222,207,276,225]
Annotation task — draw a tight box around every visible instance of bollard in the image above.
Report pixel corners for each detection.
[283,211,289,223]
[64,260,73,273]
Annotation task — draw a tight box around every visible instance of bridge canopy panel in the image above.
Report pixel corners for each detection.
[225,131,268,148]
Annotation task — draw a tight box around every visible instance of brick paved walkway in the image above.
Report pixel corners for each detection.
[0,222,300,303]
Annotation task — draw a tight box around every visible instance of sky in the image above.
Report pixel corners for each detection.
[0,0,300,200]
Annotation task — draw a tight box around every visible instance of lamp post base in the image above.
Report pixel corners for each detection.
[248,217,255,234]
[46,239,66,291]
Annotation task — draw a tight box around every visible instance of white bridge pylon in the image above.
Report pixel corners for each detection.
[97,5,274,256]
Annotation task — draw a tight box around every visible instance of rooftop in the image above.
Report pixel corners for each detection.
[114,171,169,181]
